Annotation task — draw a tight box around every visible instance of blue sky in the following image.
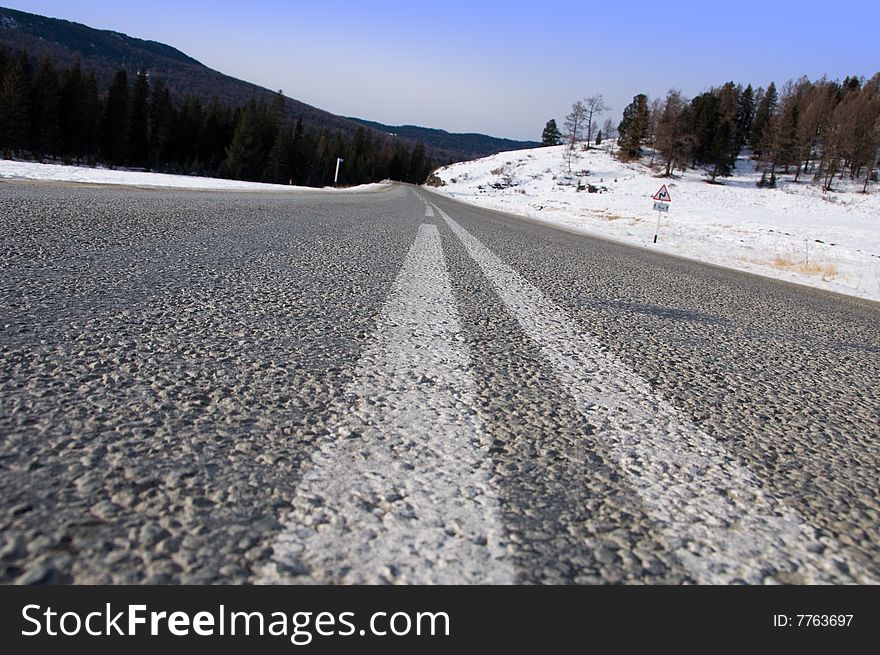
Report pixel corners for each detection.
[5,1,879,140]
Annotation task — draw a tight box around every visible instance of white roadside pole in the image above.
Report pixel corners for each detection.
[651,184,671,243]
[334,157,344,186]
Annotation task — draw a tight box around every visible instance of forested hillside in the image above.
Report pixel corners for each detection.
[345,117,540,162]
[559,75,880,191]
[0,6,387,140]
[0,49,432,185]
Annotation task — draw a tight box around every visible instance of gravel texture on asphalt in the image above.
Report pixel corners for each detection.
[1,180,877,584]
[1,183,413,583]
[429,190,880,583]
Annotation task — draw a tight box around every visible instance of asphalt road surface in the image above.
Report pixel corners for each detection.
[1,180,878,584]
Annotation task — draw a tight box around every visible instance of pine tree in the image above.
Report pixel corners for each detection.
[263,126,294,183]
[735,84,756,150]
[655,89,691,176]
[709,119,733,181]
[58,62,83,161]
[773,89,801,173]
[28,57,60,160]
[196,99,233,174]
[102,69,129,166]
[0,54,31,157]
[617,94,649,159]
[407,142,427,183]
[388,146,406,181]
[224,101,266,180]
[148,77,175,168]
[750,81,777,154]
[79,72,101,162]
[541,119,561,145]
[126,70,150,167]
[716,82,742,166]
[173,96,204,169]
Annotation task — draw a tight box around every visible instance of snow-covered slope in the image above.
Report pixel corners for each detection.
[0,159,391,193]
[428,144,880,303]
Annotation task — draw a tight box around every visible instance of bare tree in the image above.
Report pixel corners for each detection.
[563,100,587,145]
[654,89,692,176]
[583,94,609,148]
[648,97,663,165]
[563,100,587,172]
[602,118,616,154]
[864,113,880,193]
[793,79,835,181]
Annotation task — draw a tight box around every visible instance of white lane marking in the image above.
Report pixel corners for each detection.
[425,205,435,217]
[260,223,514,584]
[435,203,875,584]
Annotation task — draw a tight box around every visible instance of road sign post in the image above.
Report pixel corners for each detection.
[334,157,344,186]
[651,185,671,243]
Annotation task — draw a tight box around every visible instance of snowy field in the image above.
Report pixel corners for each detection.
[0,159,391,193]
[428,144,880,303]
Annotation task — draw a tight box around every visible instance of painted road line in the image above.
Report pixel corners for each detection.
[434,203,875,584]
[425,205,435,217]
[260,223,514,584]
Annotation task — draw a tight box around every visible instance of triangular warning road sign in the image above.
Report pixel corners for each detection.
[652,184,671,202]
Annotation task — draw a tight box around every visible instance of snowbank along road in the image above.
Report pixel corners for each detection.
[1,181,878,584]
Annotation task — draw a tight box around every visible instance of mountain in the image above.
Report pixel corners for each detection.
[346,117,541,161]
[0,6,535,164]
[0,6,370,139]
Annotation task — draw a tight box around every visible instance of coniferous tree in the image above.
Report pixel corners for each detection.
[148,77,175,168]
[102,69,129,166]
[541,119,561,145]
[79,72,101,162]
[773,84,801,173]
[290,118,306,183]
[735,84,756,151]
[263,126,294,183]
[388,146,406,181]
[173,96,204,169]
[708,119,733,181]
[716,82,742,166]
[58,62,84,161]
[750,81,777,154]
[0,54,31,157]
[655,89,691,176]
[224,100,267,180]
[617,93,649,159]
[689,92,721,166]
[196,98,231,172]
[28,57,60,160]
[127,70,150,167]
[407,142,427,183]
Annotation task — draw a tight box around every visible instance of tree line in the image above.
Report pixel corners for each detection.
[545,73,880,191]
[0,49,433,186]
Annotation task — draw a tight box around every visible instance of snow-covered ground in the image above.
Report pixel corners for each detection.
[0,159,391,193]
[428,144,880,303]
